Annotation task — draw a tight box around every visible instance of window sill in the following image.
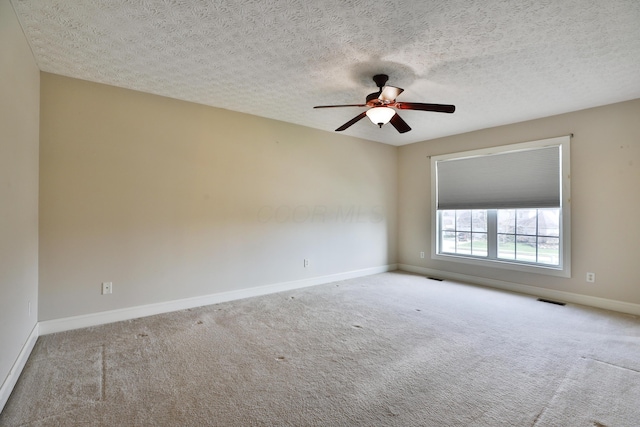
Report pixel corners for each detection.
[432,252,571,278]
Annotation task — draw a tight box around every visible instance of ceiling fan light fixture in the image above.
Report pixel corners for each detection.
[366,107,396,127]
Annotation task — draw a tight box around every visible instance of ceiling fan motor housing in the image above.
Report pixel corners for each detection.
[372,74,389,88]
[366,74,389,102]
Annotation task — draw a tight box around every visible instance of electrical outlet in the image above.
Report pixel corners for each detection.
[304,259,309,268]
[586,272,595,283]
[102,282,113,294]
[420,251,425,259]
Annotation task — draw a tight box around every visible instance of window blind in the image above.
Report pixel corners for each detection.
[436,145,561,210]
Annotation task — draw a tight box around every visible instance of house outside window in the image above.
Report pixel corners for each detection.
[430,136,571,277]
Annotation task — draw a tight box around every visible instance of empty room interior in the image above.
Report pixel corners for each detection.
[2,0,640,425]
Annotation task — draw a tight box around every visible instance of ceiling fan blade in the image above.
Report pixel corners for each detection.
[379,86,404,102]
[390,113,412,133]
[335,112,367,131]
[313,104,366,109]
[395,102,456,113]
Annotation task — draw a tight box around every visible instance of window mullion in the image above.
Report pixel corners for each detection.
[535,209,539,263]
[487,209,497,259]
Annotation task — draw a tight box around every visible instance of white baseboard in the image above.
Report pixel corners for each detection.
[399,264,640,316]
[0,322,39,414]
[39,264,398,335]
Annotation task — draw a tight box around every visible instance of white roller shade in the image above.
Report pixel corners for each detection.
[436,145,561,210]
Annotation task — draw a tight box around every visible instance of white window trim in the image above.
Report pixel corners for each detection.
[430,136,571,278]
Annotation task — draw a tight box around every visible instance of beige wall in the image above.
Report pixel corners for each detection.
[39,73,398,321]
[0,0,40,388]
[398,99,640,305]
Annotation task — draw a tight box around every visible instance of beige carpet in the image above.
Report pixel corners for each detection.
[534,357,640,426]
[2,271,640,426]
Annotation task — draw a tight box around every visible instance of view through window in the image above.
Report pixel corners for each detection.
[439,208,560,265]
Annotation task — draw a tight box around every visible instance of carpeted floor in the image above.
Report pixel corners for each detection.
[2,271,640,426]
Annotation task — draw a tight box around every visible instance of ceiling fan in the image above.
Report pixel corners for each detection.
[314,74,455,133]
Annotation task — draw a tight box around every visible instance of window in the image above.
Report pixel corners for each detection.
[440,209,488,257]
[431,136,571,277]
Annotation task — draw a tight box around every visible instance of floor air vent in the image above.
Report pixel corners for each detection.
[537,298,566,306]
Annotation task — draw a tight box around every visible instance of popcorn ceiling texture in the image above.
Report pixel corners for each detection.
[11,0,640,145]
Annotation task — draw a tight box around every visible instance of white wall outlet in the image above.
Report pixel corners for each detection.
[102,282,113,294]
[304,259,309,268]
[420,251,425,259]
[586,272,596,283]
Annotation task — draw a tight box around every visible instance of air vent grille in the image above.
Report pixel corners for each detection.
[537,298,566,306]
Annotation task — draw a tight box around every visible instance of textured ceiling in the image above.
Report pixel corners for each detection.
[11,0,640,145]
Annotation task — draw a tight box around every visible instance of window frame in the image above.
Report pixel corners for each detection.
[430,136,571,278]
